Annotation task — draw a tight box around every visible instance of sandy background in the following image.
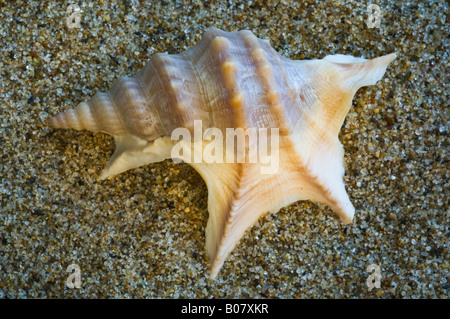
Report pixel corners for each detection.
[0,0,448,298]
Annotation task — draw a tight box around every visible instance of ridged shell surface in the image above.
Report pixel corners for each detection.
[48,28,397,279]
[49,29,330,138]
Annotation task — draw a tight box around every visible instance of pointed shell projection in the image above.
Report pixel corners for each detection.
[48,28,396,279]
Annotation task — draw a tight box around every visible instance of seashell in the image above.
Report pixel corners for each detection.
[47,28,396,279]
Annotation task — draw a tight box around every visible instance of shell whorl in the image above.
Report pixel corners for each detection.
[47,28,297,140]
[47,28,396,144]
[47,67,188,141]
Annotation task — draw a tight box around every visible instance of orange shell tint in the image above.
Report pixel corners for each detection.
[48,28,396,279]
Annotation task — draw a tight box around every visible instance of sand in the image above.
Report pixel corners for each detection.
[0,0,448,298]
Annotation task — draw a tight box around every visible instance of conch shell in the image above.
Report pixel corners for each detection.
[48,28,396,279]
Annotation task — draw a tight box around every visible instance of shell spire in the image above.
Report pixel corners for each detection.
[48,97,119,134]
[47,76,163,141]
